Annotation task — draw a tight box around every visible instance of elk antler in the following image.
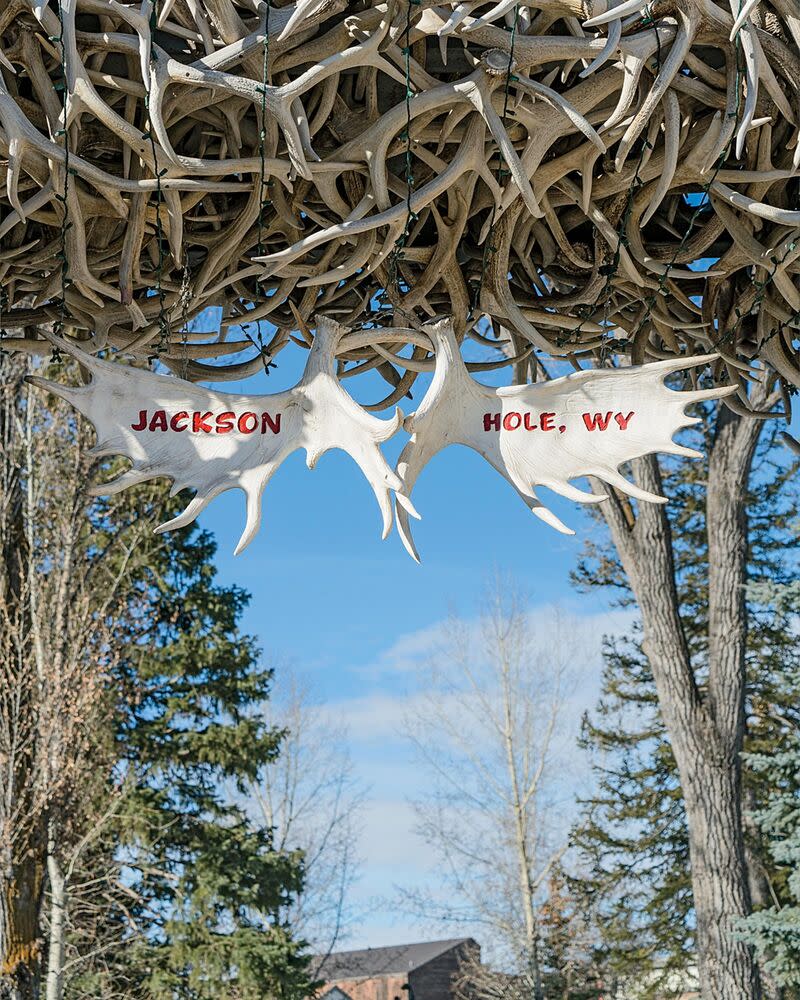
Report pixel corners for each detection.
[1,0,799,398]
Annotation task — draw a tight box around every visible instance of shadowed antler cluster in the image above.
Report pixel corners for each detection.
[1,0,799,408]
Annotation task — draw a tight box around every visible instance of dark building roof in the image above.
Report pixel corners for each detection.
[316,939,475,981]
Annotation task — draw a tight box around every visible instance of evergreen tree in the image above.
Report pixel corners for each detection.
[739,582,800,995]
[569,412,800,997]
[0,355,311,1000]
[65,506,312,1000]
[570,631,695,996]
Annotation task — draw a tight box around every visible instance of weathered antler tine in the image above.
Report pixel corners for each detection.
[0,0,798,394]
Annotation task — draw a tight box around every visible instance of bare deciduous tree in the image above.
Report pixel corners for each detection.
[403,583,587,998]
[249,669,365,966]
[0,354,166,1000]
[1,357,106,999]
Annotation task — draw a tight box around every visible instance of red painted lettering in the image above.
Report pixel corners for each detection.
[503,412,522,431]
[130,409,147,431]
[261,412,281,435]
[193,411,213,433]
[238,412,258,434]
[614,411,635,430]
[582,411,612,431]
[149,410,167,432]
[170,411,189,431]
[216,411,235,434]
[524,412,537,431]
[483,412,501,432]
[540,412,555,431]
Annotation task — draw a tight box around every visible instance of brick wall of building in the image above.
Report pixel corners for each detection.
[322,974,408,1000]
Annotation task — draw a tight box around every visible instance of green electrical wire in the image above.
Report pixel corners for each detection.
[51,0,74,363]
[242,0,276,375]
[469,4,520,323]
[143,0,170,356]
[385,0,421,323]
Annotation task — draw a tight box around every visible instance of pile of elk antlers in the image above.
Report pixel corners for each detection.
[1,0,799,409]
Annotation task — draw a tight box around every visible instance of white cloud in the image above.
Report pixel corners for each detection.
[357,622,452,676]
[329,602,636,756]
[330,691,423,744]
[357,603,634,678]
[359,798,428,871]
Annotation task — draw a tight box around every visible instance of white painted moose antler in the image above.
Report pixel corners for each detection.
[395,319,737,562]
[27,318,416,553]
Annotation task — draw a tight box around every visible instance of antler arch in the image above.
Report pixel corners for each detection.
[0,0,798,401]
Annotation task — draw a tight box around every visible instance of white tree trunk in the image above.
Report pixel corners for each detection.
[44,838,66,1000]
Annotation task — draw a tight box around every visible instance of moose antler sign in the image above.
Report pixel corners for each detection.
[28,318,418,555]
[394,320,735,561]
[28,319,735,560]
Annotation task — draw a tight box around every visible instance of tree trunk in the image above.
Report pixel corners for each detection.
[594,400,767,1000]
[44,830,65,1000]
[679,743,758,997]
[0,365,44,1000]
[0,847,44,1000]
[529,937,543,1000]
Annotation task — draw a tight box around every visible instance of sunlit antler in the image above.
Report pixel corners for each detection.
[26,318,414,553]
[1,0,799,396]
[395,320,737,562]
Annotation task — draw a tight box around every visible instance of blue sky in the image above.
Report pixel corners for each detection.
[191,315,800,951]
[193,323,631,948]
